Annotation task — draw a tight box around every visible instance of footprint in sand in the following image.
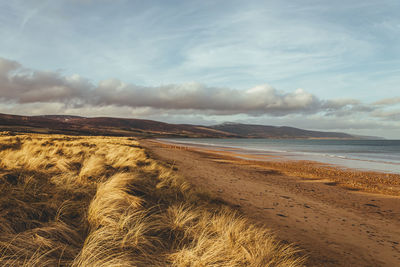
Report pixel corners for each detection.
[364,203,379,208]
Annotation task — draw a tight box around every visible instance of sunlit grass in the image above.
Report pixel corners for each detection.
[0,133,304,266]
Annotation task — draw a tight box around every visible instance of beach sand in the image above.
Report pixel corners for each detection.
[142,139,400,267]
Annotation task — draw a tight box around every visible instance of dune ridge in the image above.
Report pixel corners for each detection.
[0,133,304,266]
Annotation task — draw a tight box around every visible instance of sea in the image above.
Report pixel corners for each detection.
[159,138,400,174]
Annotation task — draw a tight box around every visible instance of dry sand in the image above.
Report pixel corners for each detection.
[142,140,400,267]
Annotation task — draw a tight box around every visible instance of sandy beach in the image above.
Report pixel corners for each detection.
[142,140,400,267]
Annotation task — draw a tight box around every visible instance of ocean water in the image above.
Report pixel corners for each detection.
[160,138,400,174]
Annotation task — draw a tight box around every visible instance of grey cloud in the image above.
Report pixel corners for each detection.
[373,97,400,106]
[242,114,400,132]
[371,110,400,120]
[322,99,360,109]
[0,58,21,74]
[320,99,377,117]
[0,58,91,104]
[94,80,322,115]
[0,57,378,117]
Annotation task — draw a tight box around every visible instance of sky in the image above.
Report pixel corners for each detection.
[0,0,399,138]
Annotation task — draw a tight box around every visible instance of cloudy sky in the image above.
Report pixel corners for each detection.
[0,0,399,138]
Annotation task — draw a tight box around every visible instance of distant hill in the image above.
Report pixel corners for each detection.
[0,113,235,138]
[211,122,354,139]
[0,113,377,139]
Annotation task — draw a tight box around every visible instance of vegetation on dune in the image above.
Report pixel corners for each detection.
[0,133,304,266]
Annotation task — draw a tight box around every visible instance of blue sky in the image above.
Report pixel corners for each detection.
[0,0,399,138]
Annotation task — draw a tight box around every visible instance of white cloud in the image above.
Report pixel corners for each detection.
[0,57,324,115]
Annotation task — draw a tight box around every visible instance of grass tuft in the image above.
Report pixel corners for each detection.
[0,134,304,266]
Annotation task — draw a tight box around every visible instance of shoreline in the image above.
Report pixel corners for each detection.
[142,139,400,266]
[157,138,400,174]
[154,139,400,196]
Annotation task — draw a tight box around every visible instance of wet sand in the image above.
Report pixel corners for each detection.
[142,140,400,267]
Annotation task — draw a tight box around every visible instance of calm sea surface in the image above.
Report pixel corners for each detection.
[160,138,400,174]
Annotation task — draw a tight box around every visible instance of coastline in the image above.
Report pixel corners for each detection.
[158,138,400,175]
[154,138,400,196]
[142,139,400,267]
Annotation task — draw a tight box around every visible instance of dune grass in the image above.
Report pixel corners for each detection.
[0,133,304,266]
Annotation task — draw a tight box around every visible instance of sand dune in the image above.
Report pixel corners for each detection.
[0,133,303,266]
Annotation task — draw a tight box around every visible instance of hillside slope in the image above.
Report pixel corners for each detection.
[0,113,362,139]
[211,122,354,139]
[0,113,236,138]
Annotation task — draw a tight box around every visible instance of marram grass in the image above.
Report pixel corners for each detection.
[0,133,304,266]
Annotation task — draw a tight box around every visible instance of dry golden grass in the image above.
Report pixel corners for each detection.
[0,133,304,266]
